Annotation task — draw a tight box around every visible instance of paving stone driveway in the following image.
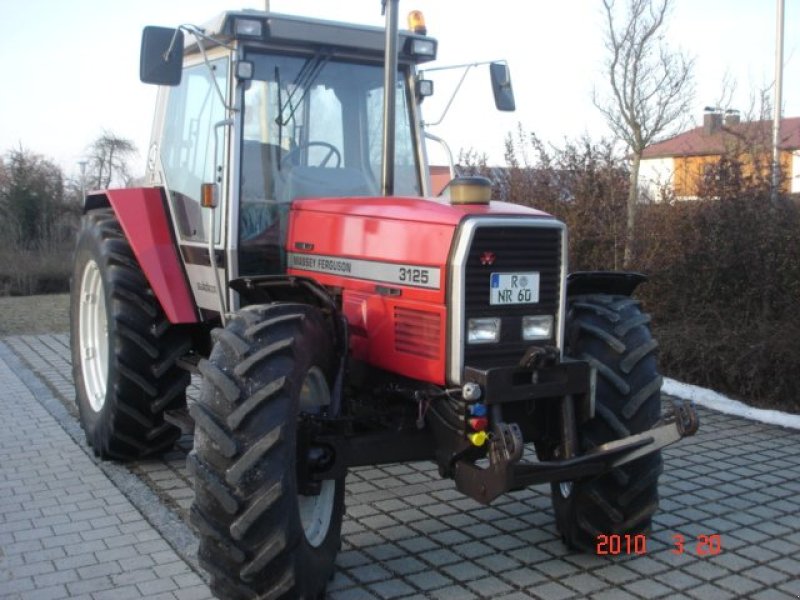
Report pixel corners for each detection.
[1,333,799,599]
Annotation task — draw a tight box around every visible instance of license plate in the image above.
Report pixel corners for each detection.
[490,272,540,305]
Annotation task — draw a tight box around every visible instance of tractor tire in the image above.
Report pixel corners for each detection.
[551,294,663,552]
[70,209,190,460]
[189,303,344,600]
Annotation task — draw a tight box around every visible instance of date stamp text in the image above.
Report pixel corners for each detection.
[595,533,723,556]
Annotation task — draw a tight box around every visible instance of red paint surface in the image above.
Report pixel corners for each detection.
[288,196,551,384]
[292,195,552,224]
[106,188,198,324]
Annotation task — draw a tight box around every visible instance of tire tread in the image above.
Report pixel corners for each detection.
[553,293,663,552]
[190,304,342,599]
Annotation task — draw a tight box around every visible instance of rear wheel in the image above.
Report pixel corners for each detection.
[70,209,191,460]
[552,294,663,552]
[189,303,344,600]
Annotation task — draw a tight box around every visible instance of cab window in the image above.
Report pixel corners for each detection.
[160,58,229,243]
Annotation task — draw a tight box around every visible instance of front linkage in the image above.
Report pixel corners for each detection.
[295,289,702,558]
[299,351,699,506]
[452,363,699,504]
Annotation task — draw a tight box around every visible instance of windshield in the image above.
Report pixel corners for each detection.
[242,52,419,198]
[238,51,420,275]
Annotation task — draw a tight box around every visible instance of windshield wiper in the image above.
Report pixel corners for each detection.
[275,50,330,127]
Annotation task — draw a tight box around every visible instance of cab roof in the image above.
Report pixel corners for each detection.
[187,10,437,64]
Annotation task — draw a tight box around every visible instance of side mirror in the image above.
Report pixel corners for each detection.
[490,62,516,112]
[140,26,183,86]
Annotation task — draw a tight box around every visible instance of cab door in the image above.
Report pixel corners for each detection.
[156,53,231,316]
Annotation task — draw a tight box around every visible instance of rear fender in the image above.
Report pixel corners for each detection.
[99,188,198,324]
[567,271,647,297]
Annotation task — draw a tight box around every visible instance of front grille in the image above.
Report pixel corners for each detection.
[462,223,563,370]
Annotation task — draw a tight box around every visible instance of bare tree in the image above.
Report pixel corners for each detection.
[594,0,694,266]
[0,145,65,248]
[86,131,137,189]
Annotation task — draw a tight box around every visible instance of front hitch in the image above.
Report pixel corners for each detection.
[603,397,699,469]
[453,397,699,505]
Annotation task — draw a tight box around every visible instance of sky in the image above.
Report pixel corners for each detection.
[0,0,797,182]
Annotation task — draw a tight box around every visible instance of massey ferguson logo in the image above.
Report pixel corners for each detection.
[480,251,496,266]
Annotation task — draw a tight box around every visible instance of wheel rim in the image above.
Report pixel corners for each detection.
[560,481,573,498]
[297,366,335,548]
[78,259,109,412]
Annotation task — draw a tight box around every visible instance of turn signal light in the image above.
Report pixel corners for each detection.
[468,417,488,431]
[468,431,488,447]
[200,182,218,208]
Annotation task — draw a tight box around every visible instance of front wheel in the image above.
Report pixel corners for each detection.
[189,303,344,600]
[552,294,663,552]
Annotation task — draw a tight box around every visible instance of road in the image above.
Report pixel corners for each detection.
[1,333,799,599]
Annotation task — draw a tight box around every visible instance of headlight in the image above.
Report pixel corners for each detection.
[522,315,553,340]
[468,317,501,344]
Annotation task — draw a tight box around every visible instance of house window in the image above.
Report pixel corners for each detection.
[702,158,741,192]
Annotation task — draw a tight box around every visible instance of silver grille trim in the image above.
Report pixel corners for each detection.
[447,217,568,385]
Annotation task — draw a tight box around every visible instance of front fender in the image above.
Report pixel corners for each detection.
[567,271,647,297]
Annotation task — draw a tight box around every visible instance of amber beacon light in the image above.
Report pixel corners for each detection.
[407,10,427,34]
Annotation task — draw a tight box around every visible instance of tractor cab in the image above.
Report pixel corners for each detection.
[235,50,423,275]
[141,11,441,313]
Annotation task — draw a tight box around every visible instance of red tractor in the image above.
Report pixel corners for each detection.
[70,3,698,598]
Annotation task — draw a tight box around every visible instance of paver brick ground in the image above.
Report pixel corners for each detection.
[2,333,800,599]
[0,339,213,600]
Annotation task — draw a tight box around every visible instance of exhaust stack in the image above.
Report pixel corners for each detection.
[381,0,399,196]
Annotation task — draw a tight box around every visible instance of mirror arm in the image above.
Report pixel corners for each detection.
[162,28,182,62]
[420,59,510,128]
[422,64,474,128]
[421,59,506,74]
[186,26,238,112]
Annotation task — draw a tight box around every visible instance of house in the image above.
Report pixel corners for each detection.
[430,165,454,196]
[639,112,800,199]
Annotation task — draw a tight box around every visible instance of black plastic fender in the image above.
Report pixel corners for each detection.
[567,271,648,297]
[230,274,348,412]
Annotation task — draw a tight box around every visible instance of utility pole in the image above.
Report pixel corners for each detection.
[771,0,784,202]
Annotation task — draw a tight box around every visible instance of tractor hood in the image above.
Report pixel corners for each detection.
[291,196,553,226]
[286,195,563,386]
[286,195,559,310]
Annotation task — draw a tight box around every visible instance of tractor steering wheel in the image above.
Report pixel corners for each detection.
[280,141,342,169]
